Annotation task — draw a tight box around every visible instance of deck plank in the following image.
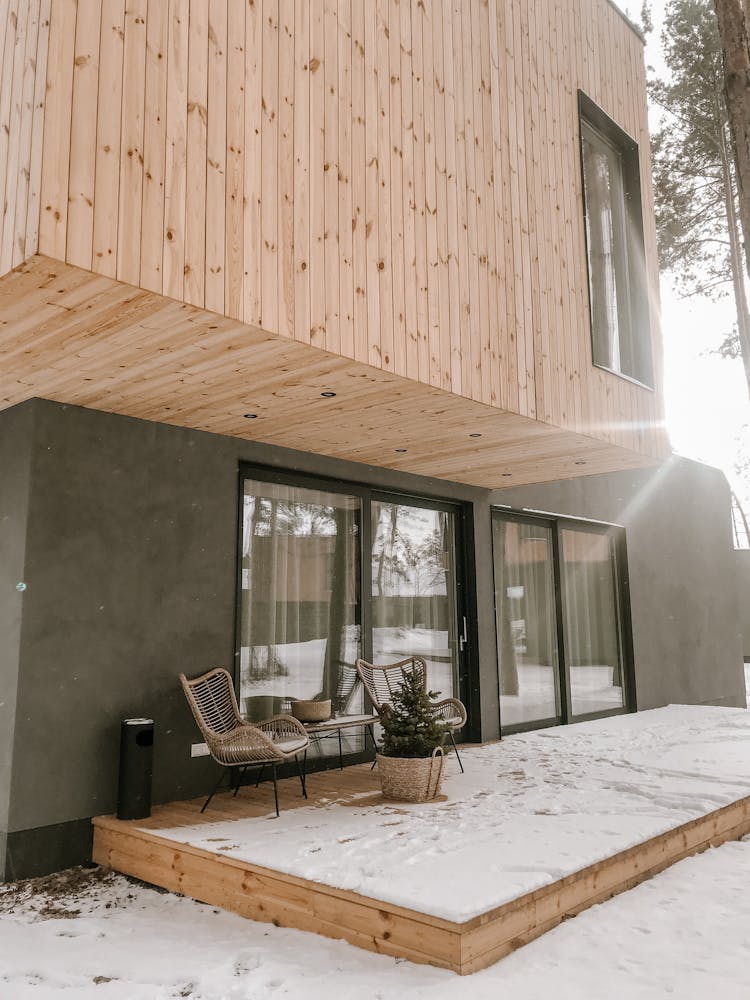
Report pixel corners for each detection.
[93,763,750,975]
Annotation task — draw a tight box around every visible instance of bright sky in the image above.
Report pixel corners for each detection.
[619,1,750,518]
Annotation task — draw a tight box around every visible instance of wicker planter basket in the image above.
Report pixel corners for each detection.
[376,747,445,803]
[291,699,331,722]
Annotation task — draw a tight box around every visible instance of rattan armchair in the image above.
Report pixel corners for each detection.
[180,667,310,815]
[355,656,468,771]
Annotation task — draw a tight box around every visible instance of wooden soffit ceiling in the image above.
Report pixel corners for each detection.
[0,256,661,489]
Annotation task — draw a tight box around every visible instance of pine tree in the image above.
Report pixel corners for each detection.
[649,0,750,397]
[713,0,750,293]
[378,665,446,759]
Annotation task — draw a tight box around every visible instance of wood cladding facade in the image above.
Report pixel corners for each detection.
[35,0,666,463]
[0,0,50,276]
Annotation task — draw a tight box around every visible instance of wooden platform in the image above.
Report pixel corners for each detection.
[93,764,750,975]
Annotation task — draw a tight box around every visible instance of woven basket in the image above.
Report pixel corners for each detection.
[291,699,331,722]
[376,747,445,802]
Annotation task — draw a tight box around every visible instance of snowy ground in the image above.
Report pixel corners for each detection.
[150,705,750,921]
[2,839,750,999]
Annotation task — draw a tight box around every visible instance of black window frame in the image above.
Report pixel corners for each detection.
[491,506,637,737]
[578,90,654,389]
[235,463,482,771]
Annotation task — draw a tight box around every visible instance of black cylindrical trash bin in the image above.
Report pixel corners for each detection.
[117,718,154,820]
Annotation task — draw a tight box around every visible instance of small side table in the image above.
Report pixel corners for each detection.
[302,713,379,770]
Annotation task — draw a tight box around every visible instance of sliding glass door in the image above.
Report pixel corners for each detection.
[238,469,470,761]
[371,499,461,701]
[239,478,362,722]
[561,527,626,717]
[492,509,631,734]
[493,516,561,729]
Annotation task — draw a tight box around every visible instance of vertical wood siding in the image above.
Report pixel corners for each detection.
[0,0,50,276]
[37,0,664,459]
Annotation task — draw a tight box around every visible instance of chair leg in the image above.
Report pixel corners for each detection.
[367,723,378,770]
[201,767,228,814]
[448,730,464,773]
[294,754,307,798]
[272,763,279,817]
[255,762,266,787]
[233,764,248,797]
[337,728,343,770]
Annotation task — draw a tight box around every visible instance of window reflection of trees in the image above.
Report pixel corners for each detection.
[240,485,361,724]
[238,488,460,725]
[372,504,449,598]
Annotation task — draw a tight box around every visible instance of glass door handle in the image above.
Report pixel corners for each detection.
[459,616,468,652]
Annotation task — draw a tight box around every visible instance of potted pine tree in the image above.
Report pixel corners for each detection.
[376,664,447,802]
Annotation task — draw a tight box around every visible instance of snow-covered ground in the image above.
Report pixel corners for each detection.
[3,839,750,999]
[150,705,750,921]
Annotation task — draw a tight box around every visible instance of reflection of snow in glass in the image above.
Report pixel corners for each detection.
[371,502,459,698]
[239,479,362,750]
[500,662,623,726]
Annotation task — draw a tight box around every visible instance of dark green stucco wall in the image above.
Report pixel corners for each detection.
[0,398,743,878]
[736,549,750,663]
[0,399,496,877]
[0,403,34,879]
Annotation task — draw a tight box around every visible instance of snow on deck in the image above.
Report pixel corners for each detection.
[147,705,750,923]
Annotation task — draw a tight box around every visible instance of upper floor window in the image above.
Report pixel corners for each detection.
[579,93,653,388]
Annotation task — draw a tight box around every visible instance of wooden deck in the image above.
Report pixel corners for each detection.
[93,764,750,975]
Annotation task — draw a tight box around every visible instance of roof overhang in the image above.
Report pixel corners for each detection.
[0,256,665,489]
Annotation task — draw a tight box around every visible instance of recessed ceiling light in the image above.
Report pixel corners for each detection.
[395,448,407,453]
[469,432,482,438]
[320,390,337,398]
[243,412,258,419]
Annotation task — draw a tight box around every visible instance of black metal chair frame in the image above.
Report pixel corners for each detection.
[201,755,308,817]
[303,719,379,771]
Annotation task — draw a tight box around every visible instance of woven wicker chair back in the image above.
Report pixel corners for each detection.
[333,663,361,714]
[180,667,241,738]
[355,656,427,712]
[179,668,311,814]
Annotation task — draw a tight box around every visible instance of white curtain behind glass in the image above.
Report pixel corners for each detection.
[494,517,560,728]
[561,529,624,717]
[240,480,361,722]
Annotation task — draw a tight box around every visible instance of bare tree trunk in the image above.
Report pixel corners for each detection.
[719,116,750,392]
[732,488,750,546]
[714,0,750,398]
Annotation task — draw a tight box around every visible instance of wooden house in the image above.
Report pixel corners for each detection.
[0,0,743,880]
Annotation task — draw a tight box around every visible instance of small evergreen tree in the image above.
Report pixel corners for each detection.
[379,665,446,759]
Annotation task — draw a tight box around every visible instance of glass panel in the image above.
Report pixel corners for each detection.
[239,480,363,754]
[561,528,625,717]
[493,516,561,729]
[582,121,632,375]
[371,501,458,700]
